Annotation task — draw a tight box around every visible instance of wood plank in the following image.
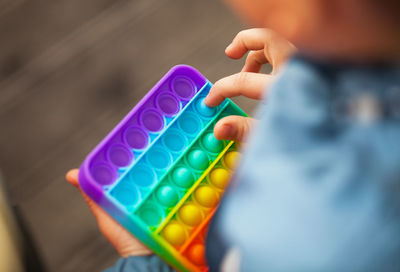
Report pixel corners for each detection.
[0,0,122,82]
[0,0,163,112]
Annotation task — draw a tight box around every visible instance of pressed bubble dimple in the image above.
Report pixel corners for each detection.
[156,93,180,116]
[171,76,195,100]
[178,113,201,135]
[139,205,162,227]
[91,163,116,185]
[187,150,209,171]
[196,97,216,117]
[147,148,172,169]
[162,223,186,246]
[172,167,194,188]
[179,204,203,226]
[209,168,230,189]
[107,144,133,167]
[131,165,155,187]
[141,109,164,132]
[113,185,139,206]
[202,132,223,153]
[194,186,218,208]
[163,129,187,152]
[124,127,148,149]
[156,185,178,207]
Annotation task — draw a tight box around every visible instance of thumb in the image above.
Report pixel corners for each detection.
[214,116,256,142]
[66,168,79,187]
[65,169,106,219]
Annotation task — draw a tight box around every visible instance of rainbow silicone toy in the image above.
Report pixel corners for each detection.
[79,65,246,271]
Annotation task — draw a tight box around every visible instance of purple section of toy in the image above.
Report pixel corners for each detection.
[79,65,207,203]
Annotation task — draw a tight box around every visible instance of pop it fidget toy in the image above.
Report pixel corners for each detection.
[79,65,246,272]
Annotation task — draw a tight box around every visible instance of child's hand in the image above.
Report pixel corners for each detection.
[205,28,296,142]
[66,169,152,257]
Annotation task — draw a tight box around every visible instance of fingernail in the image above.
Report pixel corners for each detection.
[204,95,211,106]
[225,43,233,52]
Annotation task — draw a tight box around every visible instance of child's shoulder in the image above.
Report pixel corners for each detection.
[268,54,400,125]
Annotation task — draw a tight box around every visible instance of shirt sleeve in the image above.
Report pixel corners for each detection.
[105,255,175,272]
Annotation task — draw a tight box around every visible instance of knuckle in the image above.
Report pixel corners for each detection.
[235,29,251,43]
[262,28,273,37]
[236,30,247,39]
[237,119,246,141]
[234,72,249,87]
[239,118,251,141]
[247,50,257,59]
[213,78,224,91]
[248,50,264,64]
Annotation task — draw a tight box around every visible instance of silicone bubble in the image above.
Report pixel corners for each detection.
[131,165,156,187]
[202,132,223,153]
[156,185,179,207]
[195,97,216,117]
[187,150,209,171]
[194,186,218,208]
[209,168,230,189]
[107,144,133,167]
[171,76,196,101]
[179,204,203,226]
[112,185,139,206]
[162,223,186,246]
[140,109,164,132]
[163,129,187,153]
[90,163,116,185]
[147,147,172,170]
[187,243,206,266]
[172,167,194,188]
[138,204,163,227]
[224,151,240,169]
[124,127,148,149]
[156,92,180,117]
[178,113,201,135]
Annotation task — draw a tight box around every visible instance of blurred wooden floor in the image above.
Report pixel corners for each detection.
[0,0,259,271]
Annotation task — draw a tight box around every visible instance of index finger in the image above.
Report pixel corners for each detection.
[225,28,270,59]
[204,72,273,107]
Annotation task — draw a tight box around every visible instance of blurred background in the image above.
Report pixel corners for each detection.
[0,0,260,271]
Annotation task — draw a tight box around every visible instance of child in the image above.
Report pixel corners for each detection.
[66,0,400,271]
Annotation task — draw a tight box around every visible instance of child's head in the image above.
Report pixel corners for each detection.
[225,0,400,61]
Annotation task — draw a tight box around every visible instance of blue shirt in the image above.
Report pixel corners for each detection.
[107,56,400,272]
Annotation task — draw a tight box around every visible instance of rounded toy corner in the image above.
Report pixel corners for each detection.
[78,162,106,204]
[171,64,196,71]
[170,64,204,77]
